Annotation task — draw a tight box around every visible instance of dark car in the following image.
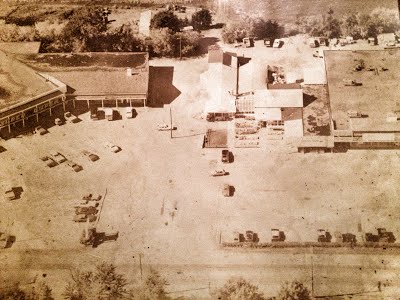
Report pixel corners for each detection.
[82,150,99,162]
[221,150,230,163]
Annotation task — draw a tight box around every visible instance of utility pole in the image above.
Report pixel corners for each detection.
[139,253,143,280]
[311,254,315,299]
[170,106,173,139]
[179,36,182,60]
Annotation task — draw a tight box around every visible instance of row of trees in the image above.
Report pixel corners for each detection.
[0,7,212,57]
[0,263,311,300]
[222,17,284,43]
[221,7,400,44]
[293,7,400,39]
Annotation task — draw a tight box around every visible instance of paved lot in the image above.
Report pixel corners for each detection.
[1,38,400,298]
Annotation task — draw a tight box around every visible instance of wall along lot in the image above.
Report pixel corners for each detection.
[1,43,400,297]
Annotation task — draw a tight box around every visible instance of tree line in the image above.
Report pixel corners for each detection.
[221,7,400,43]
[0,7,213,58]
[0,262,311,300]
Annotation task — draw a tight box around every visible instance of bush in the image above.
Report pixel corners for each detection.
[212,277,266,300]
[191,8,212,30]
[150,28,176,57]
[0,24,36,42]
[0,87,11,99]
[277,281,311,300]
[150,10,181,33]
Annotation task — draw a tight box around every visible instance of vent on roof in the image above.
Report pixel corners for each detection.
[126,68,132,76]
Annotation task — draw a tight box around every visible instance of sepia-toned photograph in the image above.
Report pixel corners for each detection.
[1,0,400,299]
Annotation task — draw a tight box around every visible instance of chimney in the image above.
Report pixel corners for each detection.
[126,68,132,76]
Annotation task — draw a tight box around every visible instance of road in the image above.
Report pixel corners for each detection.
[1,248,399,299]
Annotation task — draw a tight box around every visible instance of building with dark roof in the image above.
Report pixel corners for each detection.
[0,50,149,137]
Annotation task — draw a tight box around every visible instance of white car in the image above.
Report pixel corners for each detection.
[210,169,229,177]
[104,142,121,153]
[157,124,177,131]
[64,112,79,123]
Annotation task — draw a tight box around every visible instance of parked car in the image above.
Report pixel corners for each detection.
[41,156,58,168]
[54,118,63,126]
[34,126,48,135]
[125,107,135,119]
[82,150,99,162]
[66,160,83,172]
[64,111,79,123]
[5,189,16,201]
[244,230,259,243]
[0,232,11,248]
[264,38,274,47]
[104,142,121,153]
[73,214,97,222]
[75,206,98,216]
[211,169,229,177]
[223,184,233,197]
[157,124,177,131]
[221,149,230,163]
[271,228,285,242]
[273,39,283,48]
[50,151,67,164]
[343,79,362,86]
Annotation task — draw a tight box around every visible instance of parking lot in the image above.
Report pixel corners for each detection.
[1,39,400,297]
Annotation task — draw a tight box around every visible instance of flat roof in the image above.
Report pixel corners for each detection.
[325,49,400,132]
[16,52,149,97]
[49,70,148,96]
[0,50,55,110]
[16,52,149,72]
[254,89,303,108]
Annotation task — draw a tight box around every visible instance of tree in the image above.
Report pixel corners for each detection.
[180,31,202,57]
[63,262,127,300]
[191,9,212,30]
[26,281,54,300]
[212,277,266,300]
[129,268,170,300]
[150,10,181,33]
[0,283,26,300]
[150,28,176,57]
[276,281,311,300]
[252,19,284,40]
[58,7,108,52]
[0,281,53,300]
[322,8,341,38]
[221,20,249,43]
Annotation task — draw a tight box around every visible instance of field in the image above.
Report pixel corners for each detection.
[238,0,399,22]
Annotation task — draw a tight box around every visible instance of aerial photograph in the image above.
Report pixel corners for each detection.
[1,0,400,299]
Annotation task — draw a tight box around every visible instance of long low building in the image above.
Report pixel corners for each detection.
[0,46,149,137]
